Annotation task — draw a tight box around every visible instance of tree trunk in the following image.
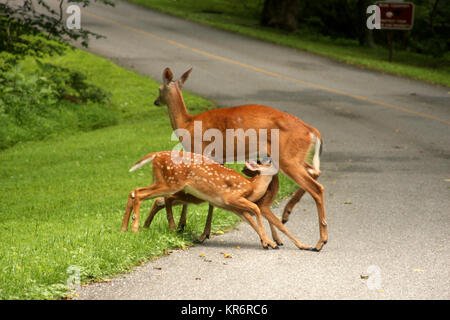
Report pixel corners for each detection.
[356,0,376,47]
[260,0,301,31]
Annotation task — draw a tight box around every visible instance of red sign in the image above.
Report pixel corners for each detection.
[375,2,415,30]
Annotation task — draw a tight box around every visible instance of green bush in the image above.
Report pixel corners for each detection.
[0,62,117,150]
[35,61,110,104]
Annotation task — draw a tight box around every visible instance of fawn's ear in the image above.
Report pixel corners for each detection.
[179,68,192,88]
[245,160,259,171]
[163,67,173,86]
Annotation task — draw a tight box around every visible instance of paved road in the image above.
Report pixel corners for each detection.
[67,1,449,299]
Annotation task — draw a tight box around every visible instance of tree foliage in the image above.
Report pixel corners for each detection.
[0,0,114,57]
[260,0,449,57]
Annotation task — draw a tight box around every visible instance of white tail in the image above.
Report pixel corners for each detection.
[311,134,322,174]
[129,153,155,172]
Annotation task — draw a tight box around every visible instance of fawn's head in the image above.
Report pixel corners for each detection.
[244,157,278,176]
[154,67,192,106]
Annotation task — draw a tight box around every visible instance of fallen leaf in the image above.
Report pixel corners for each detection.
[199,253,206,258]
[344,201,352,204]
[223,253,232,258]
[413,269,425,272]
[236,246,240,249]
[360,274,369,280]
[377,289,385,293]
[153,267,162,270]
[216,230,224,235]
[195,277,201,280]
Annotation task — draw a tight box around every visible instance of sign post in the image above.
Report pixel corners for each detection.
[375,1,415,62]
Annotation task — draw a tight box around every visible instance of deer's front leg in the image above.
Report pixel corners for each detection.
[197,204,214,243]
[268,220,283,246]
[225,195,277,249]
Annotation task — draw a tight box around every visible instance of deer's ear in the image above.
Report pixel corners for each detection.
[163,67,173,86]
[245,160,258,171]
[179,68,192,88]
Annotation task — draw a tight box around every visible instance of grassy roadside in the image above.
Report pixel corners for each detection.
[129,0,450,87]
[0,48,298,300]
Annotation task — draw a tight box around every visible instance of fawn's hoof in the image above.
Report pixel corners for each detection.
[261,240,279,250]
[275,240,284,246]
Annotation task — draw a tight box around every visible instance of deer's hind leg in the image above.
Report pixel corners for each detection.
[282,162,320,224]
[121,194,134,232]
[282,163,328,251]
[128,185,180,233]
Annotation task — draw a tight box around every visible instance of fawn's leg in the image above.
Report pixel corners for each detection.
[131,185,179,233]
[165,198,177,231]
[197,204,214,243]
[121,193,134,232]
[225,196,277,249]
[268,221,283,246]
[177,204,188,232]
[239,211,277,249]
[261,206,312,250]
[143,198,166,228]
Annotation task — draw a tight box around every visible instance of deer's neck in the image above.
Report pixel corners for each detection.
[247,174,273,202]
[166,87,193,130]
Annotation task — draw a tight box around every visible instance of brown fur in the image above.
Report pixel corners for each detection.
[153,68,327,251]
[122,151,279,249]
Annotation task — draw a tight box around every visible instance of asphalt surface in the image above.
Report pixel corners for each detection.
[59,1,450,299]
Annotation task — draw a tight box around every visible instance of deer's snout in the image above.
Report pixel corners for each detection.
[154,98,160,106]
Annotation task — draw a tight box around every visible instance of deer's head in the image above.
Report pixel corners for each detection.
[154,67,192,106]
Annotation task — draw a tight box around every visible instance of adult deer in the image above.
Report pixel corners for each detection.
[122,151,281,249]
[153,67,327,251]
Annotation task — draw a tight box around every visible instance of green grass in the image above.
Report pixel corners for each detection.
[0,48,297,300]
[129,0,450,87]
